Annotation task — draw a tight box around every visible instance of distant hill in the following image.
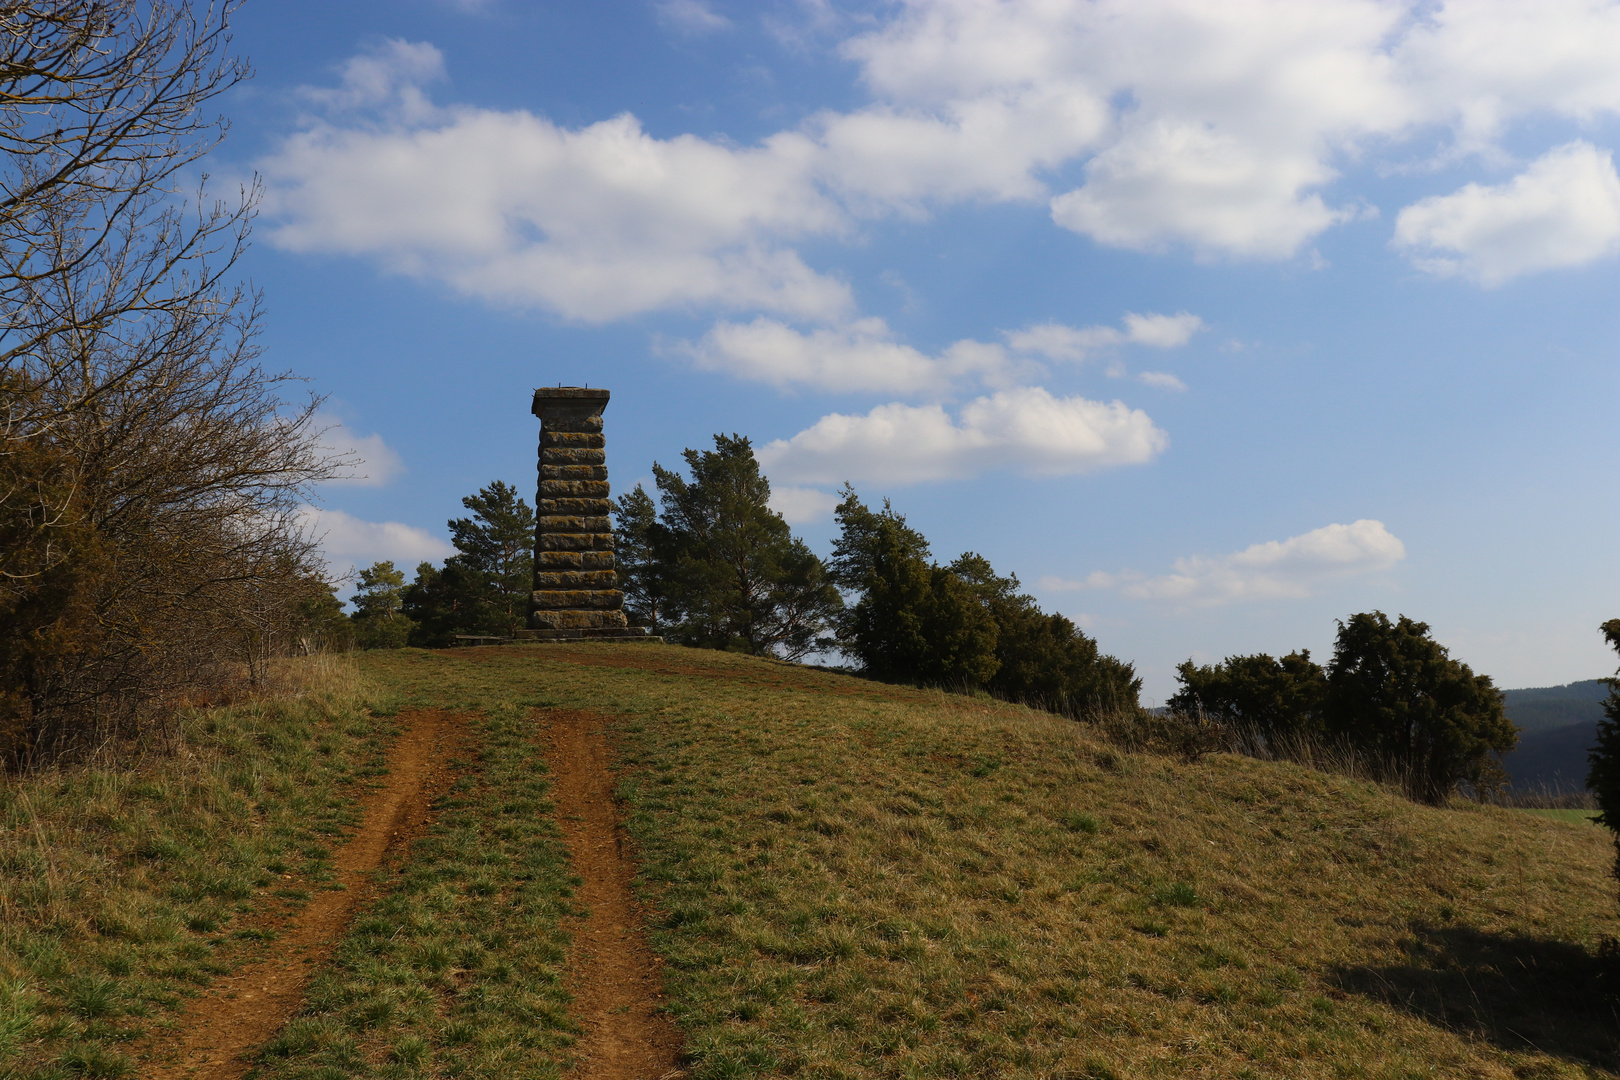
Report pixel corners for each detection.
[1501,679,1611,733]
[1499,680,1611,792]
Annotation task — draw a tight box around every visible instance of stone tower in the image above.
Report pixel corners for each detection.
[523,387,640,639]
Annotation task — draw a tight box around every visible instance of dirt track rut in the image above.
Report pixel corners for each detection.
[138,708,462,1079]
[545,709,682,1080]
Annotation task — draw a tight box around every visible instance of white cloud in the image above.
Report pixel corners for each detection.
[316,414,406,487]
[678,316,1019,393]
[262,87,850,322]
[656,0,732,34]
[1392,141,1620,284]
[1039,570,1120,592]
[261,5,1620,319]
[1137,371,1186,391]
[1122,311,1205,348]
[755,387,1167,486]
[848,0,1620,260]
[299,39,446,124]
[768,484,842,523]
[1107,519,1406,606]
[298,506,455,576]
[1006,311,1204,362]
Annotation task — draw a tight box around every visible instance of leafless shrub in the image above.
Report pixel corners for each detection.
[0,2,342,769]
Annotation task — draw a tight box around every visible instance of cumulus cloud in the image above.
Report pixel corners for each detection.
[299,39,446,124]
[1099,520,1406,606]
[678,309,1200,393]
[260,4,1620,318]
[678,316,1016,393]
[1006,311,1204,362]
[850,0,1620,260]
[1393,141,1620,284]
[316,415,406,487]
[755,387,1167,487]
[768,485,842,524]
[262,66,850,322]
[1137,371,1187,391]
[298,506,455,576]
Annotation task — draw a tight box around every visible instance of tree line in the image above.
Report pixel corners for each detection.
[1167,615,1518,804]
[351,434,1142,717]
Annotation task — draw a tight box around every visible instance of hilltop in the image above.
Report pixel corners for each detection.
[2,645,1615,1079]
[362,644,1617,1078]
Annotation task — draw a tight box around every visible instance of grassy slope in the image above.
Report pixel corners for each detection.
[0,661,397,1079]
[360,645,1620,1080]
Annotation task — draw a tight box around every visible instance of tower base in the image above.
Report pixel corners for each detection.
[514,627,661,643]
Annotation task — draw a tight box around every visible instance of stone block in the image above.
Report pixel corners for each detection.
[541,432,605,449]
[537,532,614,552]
[537,514,611,534]
[528,609,629,630]
[538,480,610,499]
[541,447,607,466]
[539,416,603,434]
[532,588,625,610]
[533,570,618,589]
[535,550,615,570]
[539,465,608,482]
[537,498,612,516]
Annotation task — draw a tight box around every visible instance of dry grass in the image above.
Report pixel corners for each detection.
[357,644,1620,1080]
[0,657,395,1078]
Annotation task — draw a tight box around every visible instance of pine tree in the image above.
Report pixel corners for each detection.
[447,481,535,637]
[651,435,841,659]
[350,561,413,649]
[613,484,667,629]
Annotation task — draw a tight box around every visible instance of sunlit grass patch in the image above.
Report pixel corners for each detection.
[248,703,578,1080]
[0,661,391,1078]
[358,644,1620,1079]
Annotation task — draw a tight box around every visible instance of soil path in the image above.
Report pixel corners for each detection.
[138,708,465,1080]
[545,709,682,1080]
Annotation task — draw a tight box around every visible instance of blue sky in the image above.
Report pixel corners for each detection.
[222,0,1620,701]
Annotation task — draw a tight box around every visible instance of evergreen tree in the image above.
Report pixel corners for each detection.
[448,481,535,637]
[613,483,667,630]
[1324,611,1517,803]
[950,553,1141,711]
[651,435,841,659]
[402,561,488,647]
[834,494,998,687]
[1589,619,1620,895]
[350,561,414,649]
[291,580,352,655]
[1168,650,1327,743]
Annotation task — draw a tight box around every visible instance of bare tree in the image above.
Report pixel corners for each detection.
[0,3,342,768]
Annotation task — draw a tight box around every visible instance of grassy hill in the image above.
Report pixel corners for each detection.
[2,645,1617,1079]
[366,645,1618,1079]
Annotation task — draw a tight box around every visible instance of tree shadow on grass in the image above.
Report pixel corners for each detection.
[1331,923,1619,1072]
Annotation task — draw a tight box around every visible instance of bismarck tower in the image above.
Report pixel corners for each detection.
[521,387,644,640]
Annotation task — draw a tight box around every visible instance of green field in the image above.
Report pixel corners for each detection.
[2,644,1617,1079]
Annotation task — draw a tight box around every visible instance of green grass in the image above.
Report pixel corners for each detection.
[9,644,1619,1079]
[1517,808,1603,825]
[249,703,579,1080]
[360,644,1620,1080]
[0,658,396,1079]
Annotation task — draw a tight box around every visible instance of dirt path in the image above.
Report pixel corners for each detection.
[545,709,683,1080]
[137,708,465,1080]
